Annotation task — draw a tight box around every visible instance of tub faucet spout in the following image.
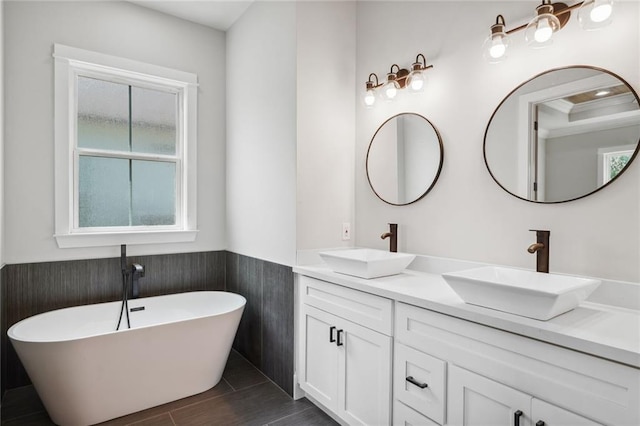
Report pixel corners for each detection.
[131,263,145,299]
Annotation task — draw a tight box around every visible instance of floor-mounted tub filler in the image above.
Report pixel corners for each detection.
[8,291,246,426]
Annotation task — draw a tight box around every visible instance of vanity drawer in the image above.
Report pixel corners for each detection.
[394,342,446,425]
[393,400,440,426]
[299,275,393,335]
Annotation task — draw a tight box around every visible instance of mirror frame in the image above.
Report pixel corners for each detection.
[483,65,640,204]
[366,112,444,206]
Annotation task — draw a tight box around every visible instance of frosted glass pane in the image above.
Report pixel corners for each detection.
[131,87,177,155]
[77,77,129,151]
[79,156,130,227]
[131,160,176,226]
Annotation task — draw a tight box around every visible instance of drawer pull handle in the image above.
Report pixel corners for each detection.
[536,422,545,426]
[514,410,523,426]
[329,326,336,343]
[337,329,344,346]
[406,376,428,389]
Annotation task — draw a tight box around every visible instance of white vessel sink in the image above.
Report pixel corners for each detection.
[442,266,601,320]
[319,249,416,279]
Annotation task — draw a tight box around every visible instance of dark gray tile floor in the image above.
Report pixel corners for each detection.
[1,351,337,426]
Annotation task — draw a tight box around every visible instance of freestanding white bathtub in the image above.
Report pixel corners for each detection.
[8,291,245,426]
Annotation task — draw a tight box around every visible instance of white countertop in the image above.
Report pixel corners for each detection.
[293,264,640,368]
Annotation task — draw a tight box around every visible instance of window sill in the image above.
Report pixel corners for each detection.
[54,230,198,248]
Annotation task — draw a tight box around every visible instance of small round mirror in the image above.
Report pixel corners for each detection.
[484,66,640,203]
[366,113,444,206]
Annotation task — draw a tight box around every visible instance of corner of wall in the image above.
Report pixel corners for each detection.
[1,0,4,270]
[295,1,357,253]
[225,2,297,266]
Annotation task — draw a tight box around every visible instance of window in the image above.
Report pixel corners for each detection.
[598,145,635,185]
[54,44,198,247]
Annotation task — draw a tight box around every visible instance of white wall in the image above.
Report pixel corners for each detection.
[227,1,356,266]
[3,1,226,263]
[296,1,356,252]
[226,1,297,266]
[1,0,4,268]
[545,125,640,201]
[356,1,640,282]
[1,0,4,410]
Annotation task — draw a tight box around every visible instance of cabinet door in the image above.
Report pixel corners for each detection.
[299,305,340,412]
[532,399,603,426]
[338,315,392,426]
[448,365,532,426]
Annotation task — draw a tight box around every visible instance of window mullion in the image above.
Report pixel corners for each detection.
[128,85,133,227]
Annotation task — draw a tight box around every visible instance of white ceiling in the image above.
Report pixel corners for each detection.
[130,0,530,32]
[130,0,254,31]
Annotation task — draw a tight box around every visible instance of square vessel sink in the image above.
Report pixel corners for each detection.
[319,248,416,279]
[442,266,601,320]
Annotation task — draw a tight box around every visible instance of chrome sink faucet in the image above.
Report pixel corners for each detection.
[528,230,550,273]
[381,223,398,253]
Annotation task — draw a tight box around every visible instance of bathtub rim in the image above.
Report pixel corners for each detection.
[8,290,246,344]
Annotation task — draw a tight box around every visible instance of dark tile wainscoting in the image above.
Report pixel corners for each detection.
[0,250,295,401]
[226,252,295,397]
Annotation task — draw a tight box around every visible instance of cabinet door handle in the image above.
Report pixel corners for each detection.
[514,410,523,426]
[336,329,344,346]
[405,376,428,389]
[536,421,545,426]
[329,326,336,343]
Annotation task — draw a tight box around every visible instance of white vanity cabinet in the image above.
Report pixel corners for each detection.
[395,302,640,426]
[295,266,639,426]
[297,275,393,426]
[448,365,602,426]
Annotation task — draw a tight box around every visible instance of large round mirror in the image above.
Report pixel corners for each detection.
[484,66,640,203]
[366,113,444,205]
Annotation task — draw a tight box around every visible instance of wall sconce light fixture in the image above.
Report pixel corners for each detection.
[483,0,613,63]
[363,54,434,107]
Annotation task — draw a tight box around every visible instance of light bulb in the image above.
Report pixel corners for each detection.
[383,82,398,100]
[363,88,376,107]
[525,4,560,48]
[381,74,400,101]
[591,0,612,22]
[578,0,613,29]
[483,16,509,63]
[534,18,553,43]
[490,37,506,59]
[407,70,426,93]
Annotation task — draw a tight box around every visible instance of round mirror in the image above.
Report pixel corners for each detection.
[366,113,444,206]
[484,66,640,203]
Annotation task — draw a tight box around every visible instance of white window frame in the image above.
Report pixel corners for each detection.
[54,44,198,248]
